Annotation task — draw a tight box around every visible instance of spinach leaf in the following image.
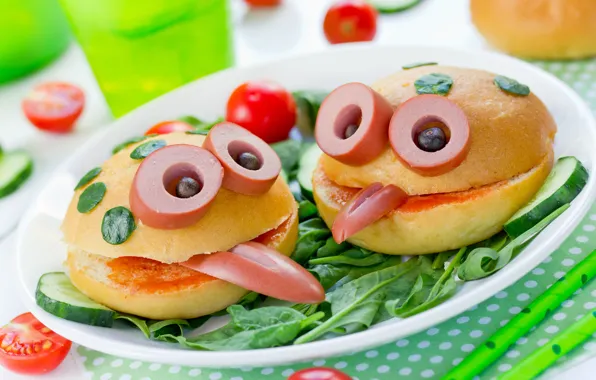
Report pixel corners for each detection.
[148,319,189,338]
[387,247,466,318]
[77,182,107,213]
[494,75,530,96]
[74,167,102,190]
[309,264,352,290]
[271,139,302,175]
[101,206,136,245]
[112,136,149,155]
[298,200,318,221]
[458,205,569,280]
[432,249,458,270]
[185,117,224,135]
[159,306,317,351]
[115,314,150,339]
[326,256,404,293]
[414,73,453,96]
[130,139,167,159]
[317,237,351,258]
[291,218,331,264]
[309,252,387,267]
[178,115,203,125]
[403,62,438,70]
[294,258,423,344]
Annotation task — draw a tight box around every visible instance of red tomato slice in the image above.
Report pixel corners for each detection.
[0,313,72,375]
[144,120,194,135]
[22,82,85,133]
[289,367,352,380]
[323,0,378,44]
[181,242,325,303]
[226,80,297,144]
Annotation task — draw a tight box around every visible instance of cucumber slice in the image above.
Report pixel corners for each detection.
[367,0,422,13]
[36,272,116,327]
[504,156,588,238]
[297,143,323,200]
[0,150,33,198]
[293,90,328,137]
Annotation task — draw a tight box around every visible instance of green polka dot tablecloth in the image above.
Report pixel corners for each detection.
[77,60,596,380]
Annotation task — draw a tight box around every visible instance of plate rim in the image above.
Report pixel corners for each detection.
[16,43,596,367]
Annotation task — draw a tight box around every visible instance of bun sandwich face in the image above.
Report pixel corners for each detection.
[62,126,324,320]
[313,66,556,255]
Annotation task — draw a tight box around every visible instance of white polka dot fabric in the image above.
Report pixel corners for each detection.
[77,61,596,379]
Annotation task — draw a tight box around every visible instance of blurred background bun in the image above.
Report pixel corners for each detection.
[470,0,596,59]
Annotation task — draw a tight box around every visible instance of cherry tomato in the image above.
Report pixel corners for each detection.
[289,367,352,380]
[144,120,194,135]
[22,82,85,133]
[226,80,296,144]
[0,313,72,375]
[245,0,281,6]
[323,1,378,44]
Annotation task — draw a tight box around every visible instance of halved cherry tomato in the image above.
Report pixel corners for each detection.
[245,0,281,6]
[144,120,194,135]
[181,242,325,304]
[289,367,352,380]
[323,1,378,44]
[0,312,72,375]
[22,82,85,133]
[226,80,296,144]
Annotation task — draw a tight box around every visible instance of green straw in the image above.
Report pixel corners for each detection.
[442,249,596,380]
[498,310,596,380]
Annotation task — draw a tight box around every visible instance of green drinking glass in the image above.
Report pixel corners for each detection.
[59,0,235,117]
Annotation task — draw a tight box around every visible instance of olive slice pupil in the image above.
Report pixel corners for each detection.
[236,152,261,171]
[176,177,201,198]
[416,126,447,152]
[344,124,359,139]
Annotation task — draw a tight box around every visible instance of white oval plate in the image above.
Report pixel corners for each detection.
[16,44,596,368]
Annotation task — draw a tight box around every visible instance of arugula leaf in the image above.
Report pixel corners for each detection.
[298,200,318,221]
[458,205,569,280]
[291,218,331,264]
[115,314,150,339]
[159,306,316,351]
[295,258,423,344]
[271,139,302,175]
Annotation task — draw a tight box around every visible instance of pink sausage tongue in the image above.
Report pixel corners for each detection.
[332,183,408,243]
[180,242,325,304]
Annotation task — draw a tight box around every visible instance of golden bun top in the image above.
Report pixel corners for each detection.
[321,66,556,195]
[470,0,596,59]
[62,133,296,264]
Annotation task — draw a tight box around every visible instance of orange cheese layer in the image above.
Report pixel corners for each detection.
[107,214,295,293]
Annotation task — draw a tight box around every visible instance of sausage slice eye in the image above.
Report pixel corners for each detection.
[129,144,224,230]
[315,82,394,166]
[388,94,471,176]
[203,122,282,196]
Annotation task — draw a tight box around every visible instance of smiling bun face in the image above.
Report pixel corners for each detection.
[61,133,296,264]
[313,66,556,255]
[321,66,556,195]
